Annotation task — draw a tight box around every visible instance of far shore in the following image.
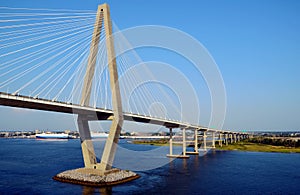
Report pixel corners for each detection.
[131,139,173,146]
[216,141,300,153]
[132,139,300,153]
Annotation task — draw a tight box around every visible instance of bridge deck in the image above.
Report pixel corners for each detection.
[0,92,247,135]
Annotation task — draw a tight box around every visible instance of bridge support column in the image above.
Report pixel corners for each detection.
[229,134,233,144]
[186,129,199,155]
[194,129,198,152]
[182,128,187,156]
[97,3,124,173]
[203,131,207,151]
[77,116,97,168]
[212,132,216,148]
[219,133,223,147]
[234,134,237,143]
[169,128,173,156]
[167,128,189,158]
[225,133,228,146]
[98,118,123,171]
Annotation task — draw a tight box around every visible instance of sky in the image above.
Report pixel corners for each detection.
[0,0,299,131]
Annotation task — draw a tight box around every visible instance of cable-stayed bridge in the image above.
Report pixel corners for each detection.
[0,3,249,184]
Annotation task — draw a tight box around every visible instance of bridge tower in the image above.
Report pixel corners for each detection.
[79,3,123,173]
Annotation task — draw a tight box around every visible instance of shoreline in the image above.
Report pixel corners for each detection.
[215,141,300,153]
[132,140,300,153]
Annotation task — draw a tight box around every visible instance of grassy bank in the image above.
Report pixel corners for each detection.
[131,139,179,146]
[216,141,300,153]
[132,139,300,153]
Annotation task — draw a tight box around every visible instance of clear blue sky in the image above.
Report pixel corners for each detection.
[0,0,299,131]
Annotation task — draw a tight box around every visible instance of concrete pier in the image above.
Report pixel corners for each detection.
[225,133,228,146]
[169,128,173,156]
[53,168,139,187]
[203,131,207,151]
[229,134,233,144]
[186,129,199,155]
[167,127,189,158]
[212,132,216,148]
[194,129,199,152]
[182,128,187,156]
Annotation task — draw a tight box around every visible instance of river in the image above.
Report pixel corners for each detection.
[0,138,300,194]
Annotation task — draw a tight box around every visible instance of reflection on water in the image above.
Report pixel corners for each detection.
[182,158,188,171]
[193,153,199,168]
[36,138,69,142]
[82,186,112,195]
[82,186,95,195]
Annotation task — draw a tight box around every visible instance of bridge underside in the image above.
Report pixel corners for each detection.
[0,93,180,128]
[0,96,73,114]
[0,96,111,120]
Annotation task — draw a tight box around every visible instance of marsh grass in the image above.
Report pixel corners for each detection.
[216,141,300,153]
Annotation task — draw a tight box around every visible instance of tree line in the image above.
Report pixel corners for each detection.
[249,137,300,148]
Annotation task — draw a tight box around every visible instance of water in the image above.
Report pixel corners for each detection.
[0,139,300,194]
